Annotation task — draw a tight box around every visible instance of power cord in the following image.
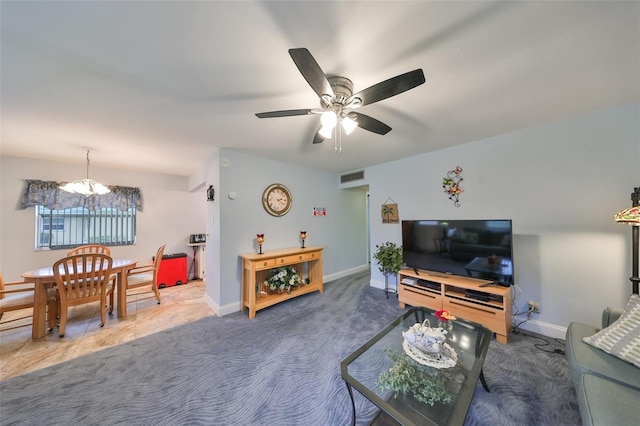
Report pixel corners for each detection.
[512,329,566,355]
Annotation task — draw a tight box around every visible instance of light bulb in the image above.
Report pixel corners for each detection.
[319,125,333,139]
[320,111,337,128]
[341,116,358,135]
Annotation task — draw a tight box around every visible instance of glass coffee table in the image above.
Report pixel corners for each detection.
[340,307,492,425]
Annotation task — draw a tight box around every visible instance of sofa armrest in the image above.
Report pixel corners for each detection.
[601,307,624,328]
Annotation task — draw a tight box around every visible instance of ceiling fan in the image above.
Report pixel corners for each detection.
[256,48,426,152]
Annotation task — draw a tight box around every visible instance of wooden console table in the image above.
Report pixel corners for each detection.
[240,246,323,319]
[398,268,512,343]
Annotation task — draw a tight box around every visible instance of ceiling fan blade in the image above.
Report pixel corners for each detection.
[289,48,334,99]
[256,109,314,118]
[312,128,325,144]
[350,69,425,107]
[352,112,392,135]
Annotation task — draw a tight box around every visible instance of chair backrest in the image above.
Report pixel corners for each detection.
[152,244,167,282]
[0,272,6,300]
[53,254,113,302]
[67,245,111,256]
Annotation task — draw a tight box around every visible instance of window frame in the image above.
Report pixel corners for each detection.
[35,205,137,251]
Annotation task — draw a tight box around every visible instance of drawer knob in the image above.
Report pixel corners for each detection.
[263,262,268,267]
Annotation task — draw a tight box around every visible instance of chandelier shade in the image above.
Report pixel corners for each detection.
[59,150,110,196]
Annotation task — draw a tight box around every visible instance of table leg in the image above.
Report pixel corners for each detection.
[480,369,490,392]
[31,278,47,339]
[190,246,198,280]
[344,381,356,426]
[117,270,128,318]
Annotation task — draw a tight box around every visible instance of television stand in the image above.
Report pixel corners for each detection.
[398,268,512,344]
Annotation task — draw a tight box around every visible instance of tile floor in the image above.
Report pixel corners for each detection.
[0,280,213,381]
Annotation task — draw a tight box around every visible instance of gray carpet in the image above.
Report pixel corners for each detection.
[0,271,580,425]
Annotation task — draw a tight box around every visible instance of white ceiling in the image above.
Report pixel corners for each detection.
[1,1,639,176]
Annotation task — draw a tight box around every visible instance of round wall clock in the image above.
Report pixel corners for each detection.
[262,183,292,217]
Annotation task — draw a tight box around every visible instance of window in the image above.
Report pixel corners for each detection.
[35,205,136,250]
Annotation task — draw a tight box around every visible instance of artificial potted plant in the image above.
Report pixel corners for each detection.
[373,241,403,298]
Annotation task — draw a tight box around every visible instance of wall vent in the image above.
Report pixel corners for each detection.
[340,170,365,184]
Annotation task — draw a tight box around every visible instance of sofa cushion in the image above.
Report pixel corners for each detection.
[582,294,640,368]
[566,322,640,390]
[577,373,640,426]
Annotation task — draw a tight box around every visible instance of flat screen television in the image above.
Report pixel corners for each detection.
[401,219,514,286]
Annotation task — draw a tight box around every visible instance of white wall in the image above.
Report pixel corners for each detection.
[0,155,205,281]
[3,103,637,338]
[366,102,639,338]
[211,149,369,315]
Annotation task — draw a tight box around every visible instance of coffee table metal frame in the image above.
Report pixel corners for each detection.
[340,307,492,426]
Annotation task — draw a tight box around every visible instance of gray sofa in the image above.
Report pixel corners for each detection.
[565,308,640,426]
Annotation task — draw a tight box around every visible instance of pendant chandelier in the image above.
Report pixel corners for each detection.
[59,149,110,196]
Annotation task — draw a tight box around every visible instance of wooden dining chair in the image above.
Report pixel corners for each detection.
[120,244,166,307]
[53,253,114,337]
[67,244,111,256]
[0,272,58,331]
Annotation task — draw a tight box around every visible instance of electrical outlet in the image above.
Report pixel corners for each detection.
[528,300,540,313]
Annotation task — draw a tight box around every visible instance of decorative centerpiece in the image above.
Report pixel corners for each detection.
[265,266,301,294]
[376,348,453,406]
[256,233,265,254]
[434,309,456,331]
[402,319,457,369]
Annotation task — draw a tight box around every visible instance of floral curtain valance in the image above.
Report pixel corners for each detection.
[20,180,143,211]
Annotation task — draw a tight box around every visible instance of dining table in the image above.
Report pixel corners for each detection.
[22,258,138,338]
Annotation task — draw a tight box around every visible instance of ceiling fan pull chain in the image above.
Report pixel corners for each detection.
[335,124,342,153]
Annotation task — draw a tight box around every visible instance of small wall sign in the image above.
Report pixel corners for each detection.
[313,207,327,216]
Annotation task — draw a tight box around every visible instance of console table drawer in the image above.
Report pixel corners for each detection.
[255,259,276,270]
[275,255,300,265]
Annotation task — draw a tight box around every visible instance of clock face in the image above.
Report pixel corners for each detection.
[262,184,292,216]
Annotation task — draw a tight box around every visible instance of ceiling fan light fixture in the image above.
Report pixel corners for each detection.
[320,110,337,128]
[341,115,358,135]
[319,125,334,139]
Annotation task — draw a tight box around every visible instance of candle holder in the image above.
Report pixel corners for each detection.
[300,231,307,249]
[256,233,265,254]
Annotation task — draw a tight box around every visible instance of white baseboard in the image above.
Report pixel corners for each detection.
[516,318,567,340]
[324,264,370,283]
[369,278,389,291]
[204,292,241,317]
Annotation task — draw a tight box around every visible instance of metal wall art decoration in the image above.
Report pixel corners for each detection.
[442,166,463,207]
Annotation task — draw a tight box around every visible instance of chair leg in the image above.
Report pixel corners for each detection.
[152,283,162,304]
[100,300,106,327]
[58,304,67,338]
[47,298,58,330]
[108,289,114,315]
